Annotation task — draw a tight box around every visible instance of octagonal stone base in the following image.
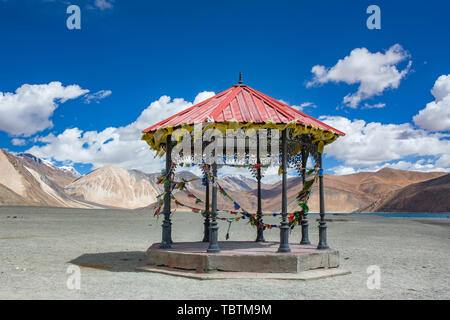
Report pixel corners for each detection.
[141,241,341,274]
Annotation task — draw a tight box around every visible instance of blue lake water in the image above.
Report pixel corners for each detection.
[320,212,450,218]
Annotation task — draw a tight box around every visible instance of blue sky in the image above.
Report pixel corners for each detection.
[0,0,449,178]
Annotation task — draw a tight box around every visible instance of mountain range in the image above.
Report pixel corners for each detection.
[0,150,96,208]
[0,149,448,213]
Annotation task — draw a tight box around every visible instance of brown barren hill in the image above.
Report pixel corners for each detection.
[0,149,74,207]
[0,149,98,208]
[145,172,264,213]
[250,175,374,213]
[65,165,161,209]
[192,168,447,214]
[15,153,77,188]
[146,168,447,214]
[0,183,39,206]
[370,174,450,213]
[1,147,446,213]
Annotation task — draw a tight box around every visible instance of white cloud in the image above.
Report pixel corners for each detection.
[215,165,298,185]
[84,90,112,104]
[135,96,193,131]
[331,159,450,175]
[330,166,357,175]
[413,74,450,132]
[435,153,450,168]
[193,91,215,105]
[362,102,386,109]
[261,167,283,184]
[293,102,316,112]
[26,92,215,173]
[0,82,88,136]
[383,159,450,172]
[278,99,316,112]
[320,116,450,171]
[299,102,315,108]
[11,138,27,146]
[307,44,411,108]
[94,0,114,10]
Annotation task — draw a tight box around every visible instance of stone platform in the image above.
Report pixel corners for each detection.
[137,241,350,279]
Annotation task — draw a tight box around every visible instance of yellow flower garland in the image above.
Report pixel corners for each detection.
[141,120,340,156]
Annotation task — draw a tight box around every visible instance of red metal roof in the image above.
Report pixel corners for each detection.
[142,84,345,136]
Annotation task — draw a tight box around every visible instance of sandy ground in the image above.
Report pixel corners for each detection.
[0,206,448,300]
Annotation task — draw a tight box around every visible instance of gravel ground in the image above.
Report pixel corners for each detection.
[0,206,449,300]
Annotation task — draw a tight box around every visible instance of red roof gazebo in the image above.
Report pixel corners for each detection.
[143,79,344,136]
[142,75,344,253]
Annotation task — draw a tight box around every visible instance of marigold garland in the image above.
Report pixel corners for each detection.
[141,120,339,157]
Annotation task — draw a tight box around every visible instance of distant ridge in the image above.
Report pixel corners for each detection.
[0,149,99,208]
[144,167,447,214]
[0,149,448,213]
[367,173,450,213]
[64,165,160,209]
[232,167,446,213]
[0,183,38,206]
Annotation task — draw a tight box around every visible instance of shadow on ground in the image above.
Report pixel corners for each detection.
[69,251,147,272]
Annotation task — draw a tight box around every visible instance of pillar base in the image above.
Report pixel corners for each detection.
[278,223,291,253]
[161,218,172,249]
[202,220,210,242]
[207,223,220,253]
[255,226,265,242]
[159,241,172,249]
[300,220,311,245]
[317,221,328,250]
[169,223,173,244]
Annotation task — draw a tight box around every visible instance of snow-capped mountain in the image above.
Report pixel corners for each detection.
[16,153,81,177]
[59,166,81,177]
[0,150,97,208]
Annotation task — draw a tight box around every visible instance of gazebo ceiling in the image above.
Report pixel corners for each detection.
[142,84,345,136]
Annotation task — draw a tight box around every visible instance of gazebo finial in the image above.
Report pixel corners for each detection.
[238,71,243,85]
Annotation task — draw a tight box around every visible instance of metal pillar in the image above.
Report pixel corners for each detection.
[255,131,265,242]
[202,170,210,242]
[207,162,220,253]
[277,129,291,253]
[160,136,173,249]
[300,148,311,245]
[317,153,329,249]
